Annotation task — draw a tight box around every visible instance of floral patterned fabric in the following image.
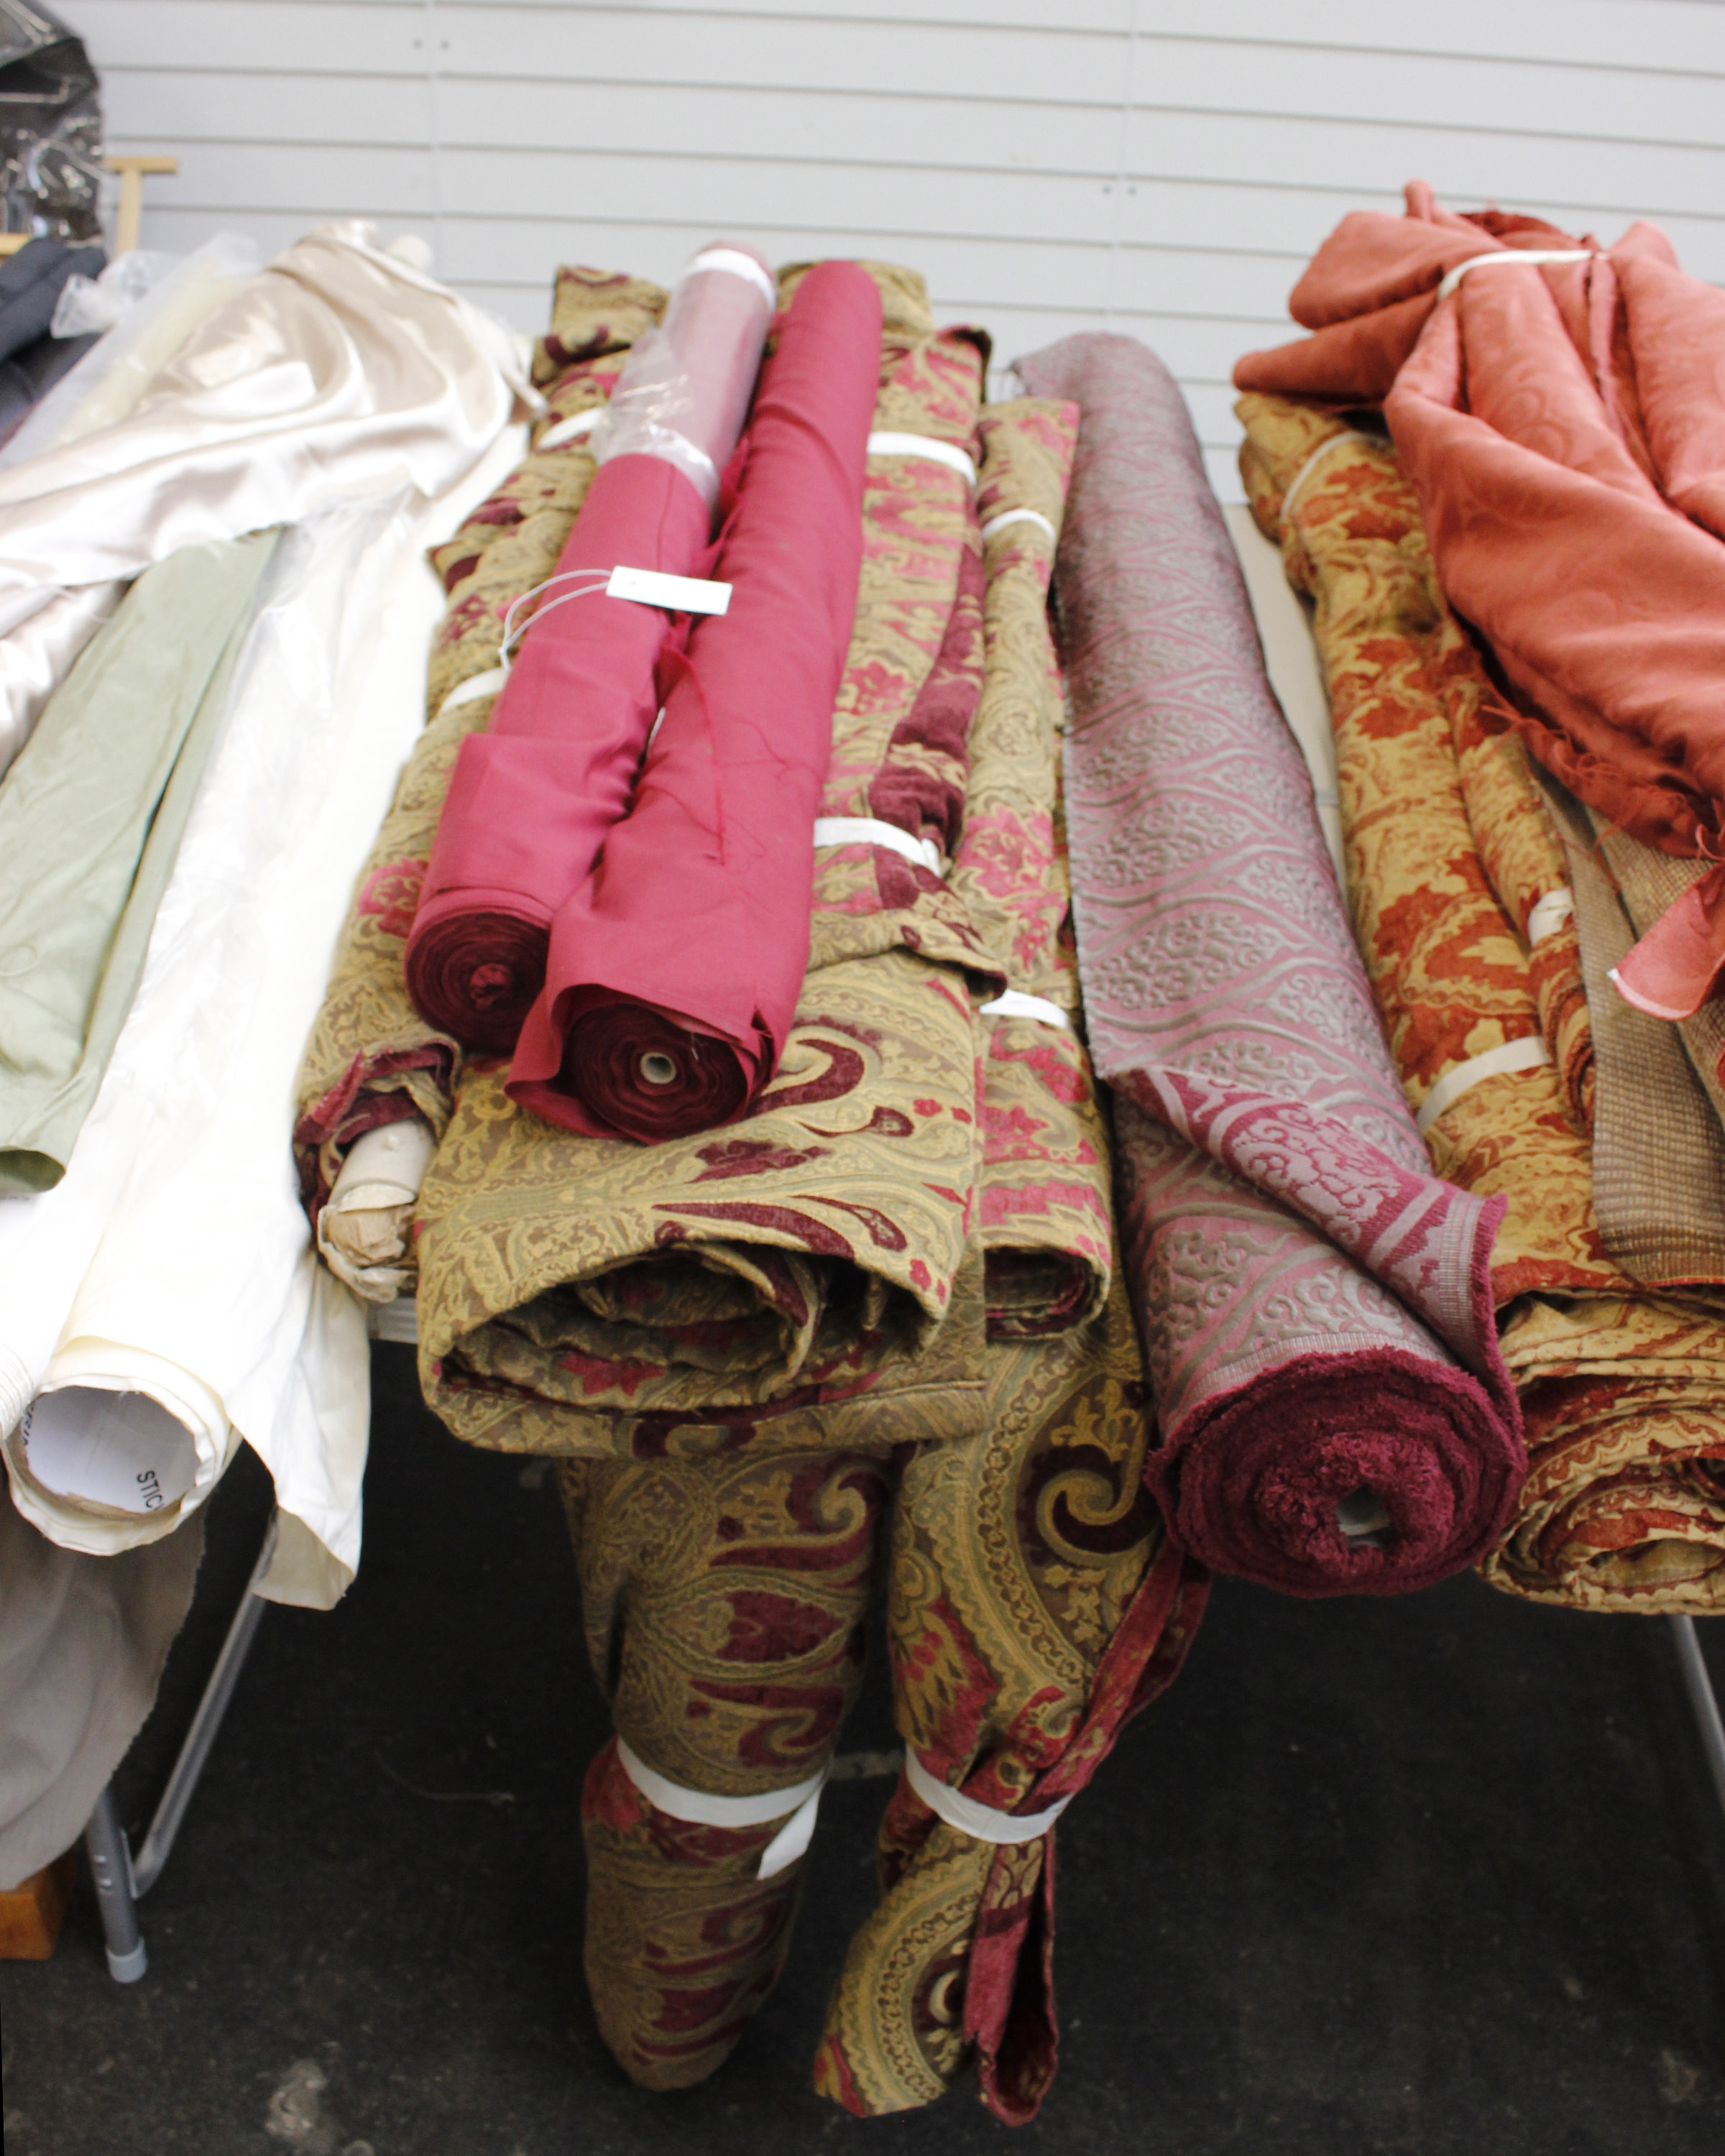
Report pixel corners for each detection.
[561,1445,890,2088]
[1238,391,1725,1611]
[412,392,1118,1457]
[814,1271,1205,2122]
[1018,334,1521,1598]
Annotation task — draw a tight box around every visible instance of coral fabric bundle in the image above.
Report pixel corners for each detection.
[509,262,882,1142]
[405,245,774,1051]
[1238,395,1725,1611]
[1234,180,1725,1024]
[1018,333,1522,1597]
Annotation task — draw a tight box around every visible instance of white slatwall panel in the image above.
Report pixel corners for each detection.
[58,0,1725,502]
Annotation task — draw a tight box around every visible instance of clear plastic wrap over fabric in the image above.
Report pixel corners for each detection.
[593,242,776,507]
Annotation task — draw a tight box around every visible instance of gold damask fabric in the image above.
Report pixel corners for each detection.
[561,1446,891,2088]
[413,392,1117,1456]
[1239,392,1725,1611]
[959,397,1113,1338]
[295,275,660,1215]
[813,1271,1207,2122]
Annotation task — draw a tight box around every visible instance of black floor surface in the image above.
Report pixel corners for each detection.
[4,1342,1724,2154]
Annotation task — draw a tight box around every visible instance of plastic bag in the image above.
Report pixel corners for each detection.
[0,2,102,241]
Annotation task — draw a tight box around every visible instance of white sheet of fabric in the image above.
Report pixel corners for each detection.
[317,1117,437,1304]
[0,221,532,780]
[0,417,531,1609]
[0,236,266,778]
[1,234,262,473]
[0,1478,202,1886]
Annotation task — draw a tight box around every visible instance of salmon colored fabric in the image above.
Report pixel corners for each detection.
[1238,392,1725,1612]
[508,262,882,1142]
[1236,181,1725,1023]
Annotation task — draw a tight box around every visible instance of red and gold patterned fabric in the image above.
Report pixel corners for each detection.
[561,1445,890,2087]
[1238,391,1725,1611]
[814,1271,1205,2121]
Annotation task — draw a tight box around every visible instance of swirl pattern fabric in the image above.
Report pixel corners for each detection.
[561,1446,888,2088]
[1238,393,1725,1611]
[1017,333,1521,1597]
[814,1272,1205,2122]
[1233,180,1725,1021]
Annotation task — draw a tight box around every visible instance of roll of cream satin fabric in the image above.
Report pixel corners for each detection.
[0,219,532,780]
[0,416,530,1608]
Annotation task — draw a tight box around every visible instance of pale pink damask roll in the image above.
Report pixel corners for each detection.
[1018,333,1524,1596]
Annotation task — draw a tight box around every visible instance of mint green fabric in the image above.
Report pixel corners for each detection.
[0,530,279,1193]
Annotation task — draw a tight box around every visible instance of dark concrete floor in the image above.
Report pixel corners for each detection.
[4,1342,1724,2155]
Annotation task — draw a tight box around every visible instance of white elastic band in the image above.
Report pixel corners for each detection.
[814,816,942,875]
[1527,886,1575,945]
[437,666,507,719]
[979,990,1070,1028]
[1416,1034,1551,1136]
[536,407,605,451]
[868,431,977,487]
[686,245,778,309]
[980,507,1056,545]
[616,1738,828,1881]
[1437,249,1595,302]
[905,1748,1070,1845]
[1280,430,1374,521]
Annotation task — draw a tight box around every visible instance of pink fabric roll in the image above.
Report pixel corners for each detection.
[403,243,775,1053]
[508,261,882,1143]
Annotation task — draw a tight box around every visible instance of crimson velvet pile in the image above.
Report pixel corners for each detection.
[1017,332,1523,1596]
[511,260,882,1141]
[1233,180,1725,1028]
[405,245,776,1052]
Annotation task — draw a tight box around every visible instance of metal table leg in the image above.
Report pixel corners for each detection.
[1670,1614,1725,1827]
[82,1511,278,1982]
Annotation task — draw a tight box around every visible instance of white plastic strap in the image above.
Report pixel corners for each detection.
[814,816,942,875]
[979,990,1070,1028]
[1527,886,1575,944]
[536,406,605,451]
[616,1738,828,1881]
[1437,249,1595,301]
[905,1748,1070,1845]
[686,245,777,309]
[1280,430,1374,521]
[1416,1034,1551,1136]
[868,430,978,487]
[437,666,507,719]
[980,507,1056,545]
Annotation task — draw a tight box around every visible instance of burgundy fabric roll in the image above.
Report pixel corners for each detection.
[508,261,882,1143]
[1018,331,1522,1596]
[402,243,774,1053]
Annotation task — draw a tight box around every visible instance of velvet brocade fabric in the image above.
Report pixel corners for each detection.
[1018,333,1522,1598]
[1237,392,1725,1611]
[814,1270,1205,2122]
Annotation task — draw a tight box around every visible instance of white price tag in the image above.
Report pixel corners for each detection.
[606,565,732,614]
